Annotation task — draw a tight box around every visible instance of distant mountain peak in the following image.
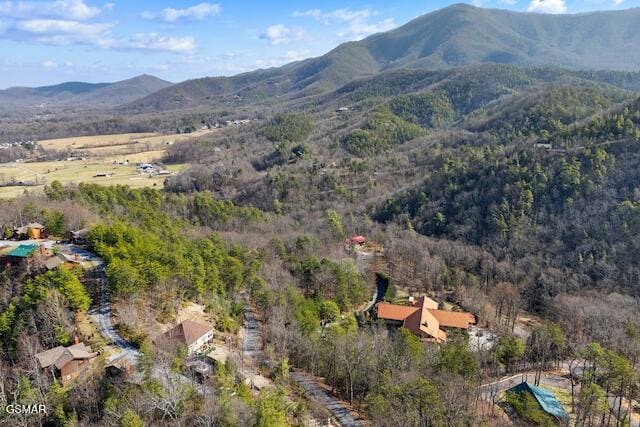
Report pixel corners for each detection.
[0,74,173,108]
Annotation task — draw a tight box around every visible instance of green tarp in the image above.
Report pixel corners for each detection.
[508,382,569,421]
[7,244,39,258]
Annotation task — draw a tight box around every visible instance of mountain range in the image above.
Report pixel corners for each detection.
[124,4,640,112]
[3,4,640,114]
[0,75,172,109]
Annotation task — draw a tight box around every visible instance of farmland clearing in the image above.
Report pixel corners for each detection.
[0,129,217,198]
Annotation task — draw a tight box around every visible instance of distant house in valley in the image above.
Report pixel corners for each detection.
[373,296,475,342]
[35,341,97,385]
[14,223,46,239]
[507,382,569,423]
[154,320,214,355]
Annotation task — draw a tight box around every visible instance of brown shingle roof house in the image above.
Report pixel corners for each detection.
[35,342,97,385]
[374,296,475,342]
[154,320,214,355]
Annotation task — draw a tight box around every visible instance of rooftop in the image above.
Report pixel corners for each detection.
[155,319,213,349]
[35,342,96,369]
[375,295,474,342]
[7,244,39,258]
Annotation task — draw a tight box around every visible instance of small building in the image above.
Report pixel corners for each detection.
[154,320,214,355]
[7,244,40,259]
[44,255,64,271]
[507,382,569,423]
[13,223,46,239]
[2,243,49,273]
[35,341,97,385]
[373,296,475,343]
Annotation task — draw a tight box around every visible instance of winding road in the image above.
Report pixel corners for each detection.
[67,245,364,424]
[64,245,140,364]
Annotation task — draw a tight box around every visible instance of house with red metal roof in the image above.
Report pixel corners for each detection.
[373,296,475,342]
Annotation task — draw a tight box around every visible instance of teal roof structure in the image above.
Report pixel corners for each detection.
[508,382,569,421]
[7,244,39,258]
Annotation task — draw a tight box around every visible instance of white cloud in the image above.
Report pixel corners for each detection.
[612,0,625,4]
[0,0,103,20]
[527,0,567,14]
[41,60,58,68]
[293,7,396,40]
[292,9,322,19]
[259,24,304,45]
[15,19,113,46]
[119,33,196,53]
[141,2,221,23]
[255,49,311,68]
[7,18,195,53]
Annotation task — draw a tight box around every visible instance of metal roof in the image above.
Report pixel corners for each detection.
[7,244,39,258]
[508,382,569,421]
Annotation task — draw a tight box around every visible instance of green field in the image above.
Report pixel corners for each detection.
[0,160,186,199]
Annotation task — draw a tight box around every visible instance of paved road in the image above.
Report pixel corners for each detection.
[291,371,363,427]
[63,245,140,364]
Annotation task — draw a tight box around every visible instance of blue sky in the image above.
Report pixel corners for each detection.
[0,0,638,88]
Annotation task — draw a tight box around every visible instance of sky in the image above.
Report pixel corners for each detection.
[0,0,638,88]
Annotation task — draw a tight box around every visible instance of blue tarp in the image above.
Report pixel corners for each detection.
[508,382,569,421]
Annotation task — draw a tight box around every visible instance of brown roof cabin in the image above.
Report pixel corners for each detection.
[13,223,46,240]
[154,320,214,355]
[35,341,97,385]
[374,296,475,343]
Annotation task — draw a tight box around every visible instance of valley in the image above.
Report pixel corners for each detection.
[1,3,640,427]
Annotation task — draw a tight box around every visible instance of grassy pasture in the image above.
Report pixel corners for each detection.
[38,128,215,151]
[0,129,219,198]
[0,159,186,198]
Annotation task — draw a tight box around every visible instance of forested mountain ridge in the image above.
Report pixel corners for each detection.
[3,4,640,426]
[0,74,172,108]
[125,4,640,113]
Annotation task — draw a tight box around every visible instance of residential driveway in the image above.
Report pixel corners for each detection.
[291,371,363,427]
[71,247,140,364]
